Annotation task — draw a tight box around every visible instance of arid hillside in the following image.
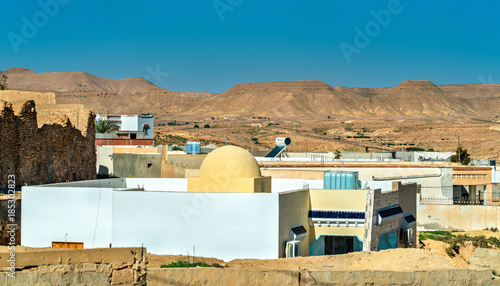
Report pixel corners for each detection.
[1,67,162,96]
[193,80,366,118]
[2,67,500,118]
[3,67,500,159]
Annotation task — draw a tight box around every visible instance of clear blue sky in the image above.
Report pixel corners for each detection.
[1,0,500,93]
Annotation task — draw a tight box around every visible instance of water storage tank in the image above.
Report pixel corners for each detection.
[276,137,291,146]
[323,171,361,189]
[186,140,201,154]
[193,140,201,154]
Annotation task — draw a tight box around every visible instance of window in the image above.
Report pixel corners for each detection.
[147,163,152,168]
[130,133,137,139]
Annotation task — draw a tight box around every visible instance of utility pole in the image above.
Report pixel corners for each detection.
[458,136,461,163]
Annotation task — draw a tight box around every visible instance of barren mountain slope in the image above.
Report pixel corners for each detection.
[1,67,162,96]
[3,67,499,118]
[366,80,475,116]
[195,80,368,118]
[438,83,500,99]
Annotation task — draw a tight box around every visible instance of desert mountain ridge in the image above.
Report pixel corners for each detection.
[1,67,500,118]
[0,67,163,96]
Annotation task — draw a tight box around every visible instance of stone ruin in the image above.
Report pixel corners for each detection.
[0,100,96,188]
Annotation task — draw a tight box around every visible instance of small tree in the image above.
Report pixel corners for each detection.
[193,124,199,128]
[450,147,471,165]
[365,146,369,153]
[95,119,119,133]
[0,75,8,90]
[204,124,210,128]
[334,150,341,159]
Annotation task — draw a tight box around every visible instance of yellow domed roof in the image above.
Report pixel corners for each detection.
[198,146,262,178]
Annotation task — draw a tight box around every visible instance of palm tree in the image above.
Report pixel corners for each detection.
[95,119,119,133]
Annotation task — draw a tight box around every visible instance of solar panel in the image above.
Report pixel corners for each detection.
[404,215,416,224]
[291,225,307,236]
[265,145,286,157]
[378,206,403,218]
[308,210,365,219]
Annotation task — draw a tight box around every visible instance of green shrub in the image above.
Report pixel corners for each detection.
[445,247,456,258]
[159,261,211,268]
[406,147,425,151]
[194,124,199,128]
[353,135,370,139]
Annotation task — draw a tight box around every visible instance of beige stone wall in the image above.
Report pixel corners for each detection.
[469,248,500,275]
[418,204,500,230]
[36,104,89,134]
[0,101,96,188]
[0,90,56,104]
[147,268,493,286]
[0,91,89,134]
[0,247,146,285]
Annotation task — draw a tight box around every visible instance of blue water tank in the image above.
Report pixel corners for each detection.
[186,140,201,154]
[323,171,360,189]
[193,141,201,154]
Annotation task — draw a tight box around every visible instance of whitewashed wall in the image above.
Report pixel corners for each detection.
[111,191,279,261]
[271,178,323,193]
[125,178,187,191]
[21,187,113,248]
[120,115,139,131]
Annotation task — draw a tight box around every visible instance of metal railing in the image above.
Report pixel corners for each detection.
[420,196,484,205]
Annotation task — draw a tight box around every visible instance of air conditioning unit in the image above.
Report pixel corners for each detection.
[285,240,301,258]
[401,228,414,244]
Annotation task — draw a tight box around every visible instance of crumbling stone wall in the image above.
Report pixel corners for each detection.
[0,100,96,188]
[0,247,146,285]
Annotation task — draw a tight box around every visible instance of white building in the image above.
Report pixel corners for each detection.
[96,114,154,140]
[21,146,416,261]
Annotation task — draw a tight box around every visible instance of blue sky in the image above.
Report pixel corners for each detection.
[1,0,500,93]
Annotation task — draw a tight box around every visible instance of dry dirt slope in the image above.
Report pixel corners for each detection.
[194,80,499,118]
[3,67,500,118]
[1,67,162,96]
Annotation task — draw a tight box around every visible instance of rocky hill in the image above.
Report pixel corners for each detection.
[193,80,367,117]
[1,67,162,96]
[2,67,500,118]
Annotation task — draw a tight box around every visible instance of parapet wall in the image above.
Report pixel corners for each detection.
[0,90,56,104]
[0,247,146,285]
[0,90,89,134]
[418,204,500,230]
[0,101,96,188]
[147,268,493,286]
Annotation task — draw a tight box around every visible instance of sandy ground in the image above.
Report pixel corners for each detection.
[454,230,500,239]
[225,249,456,271]
[421,239,476,269]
